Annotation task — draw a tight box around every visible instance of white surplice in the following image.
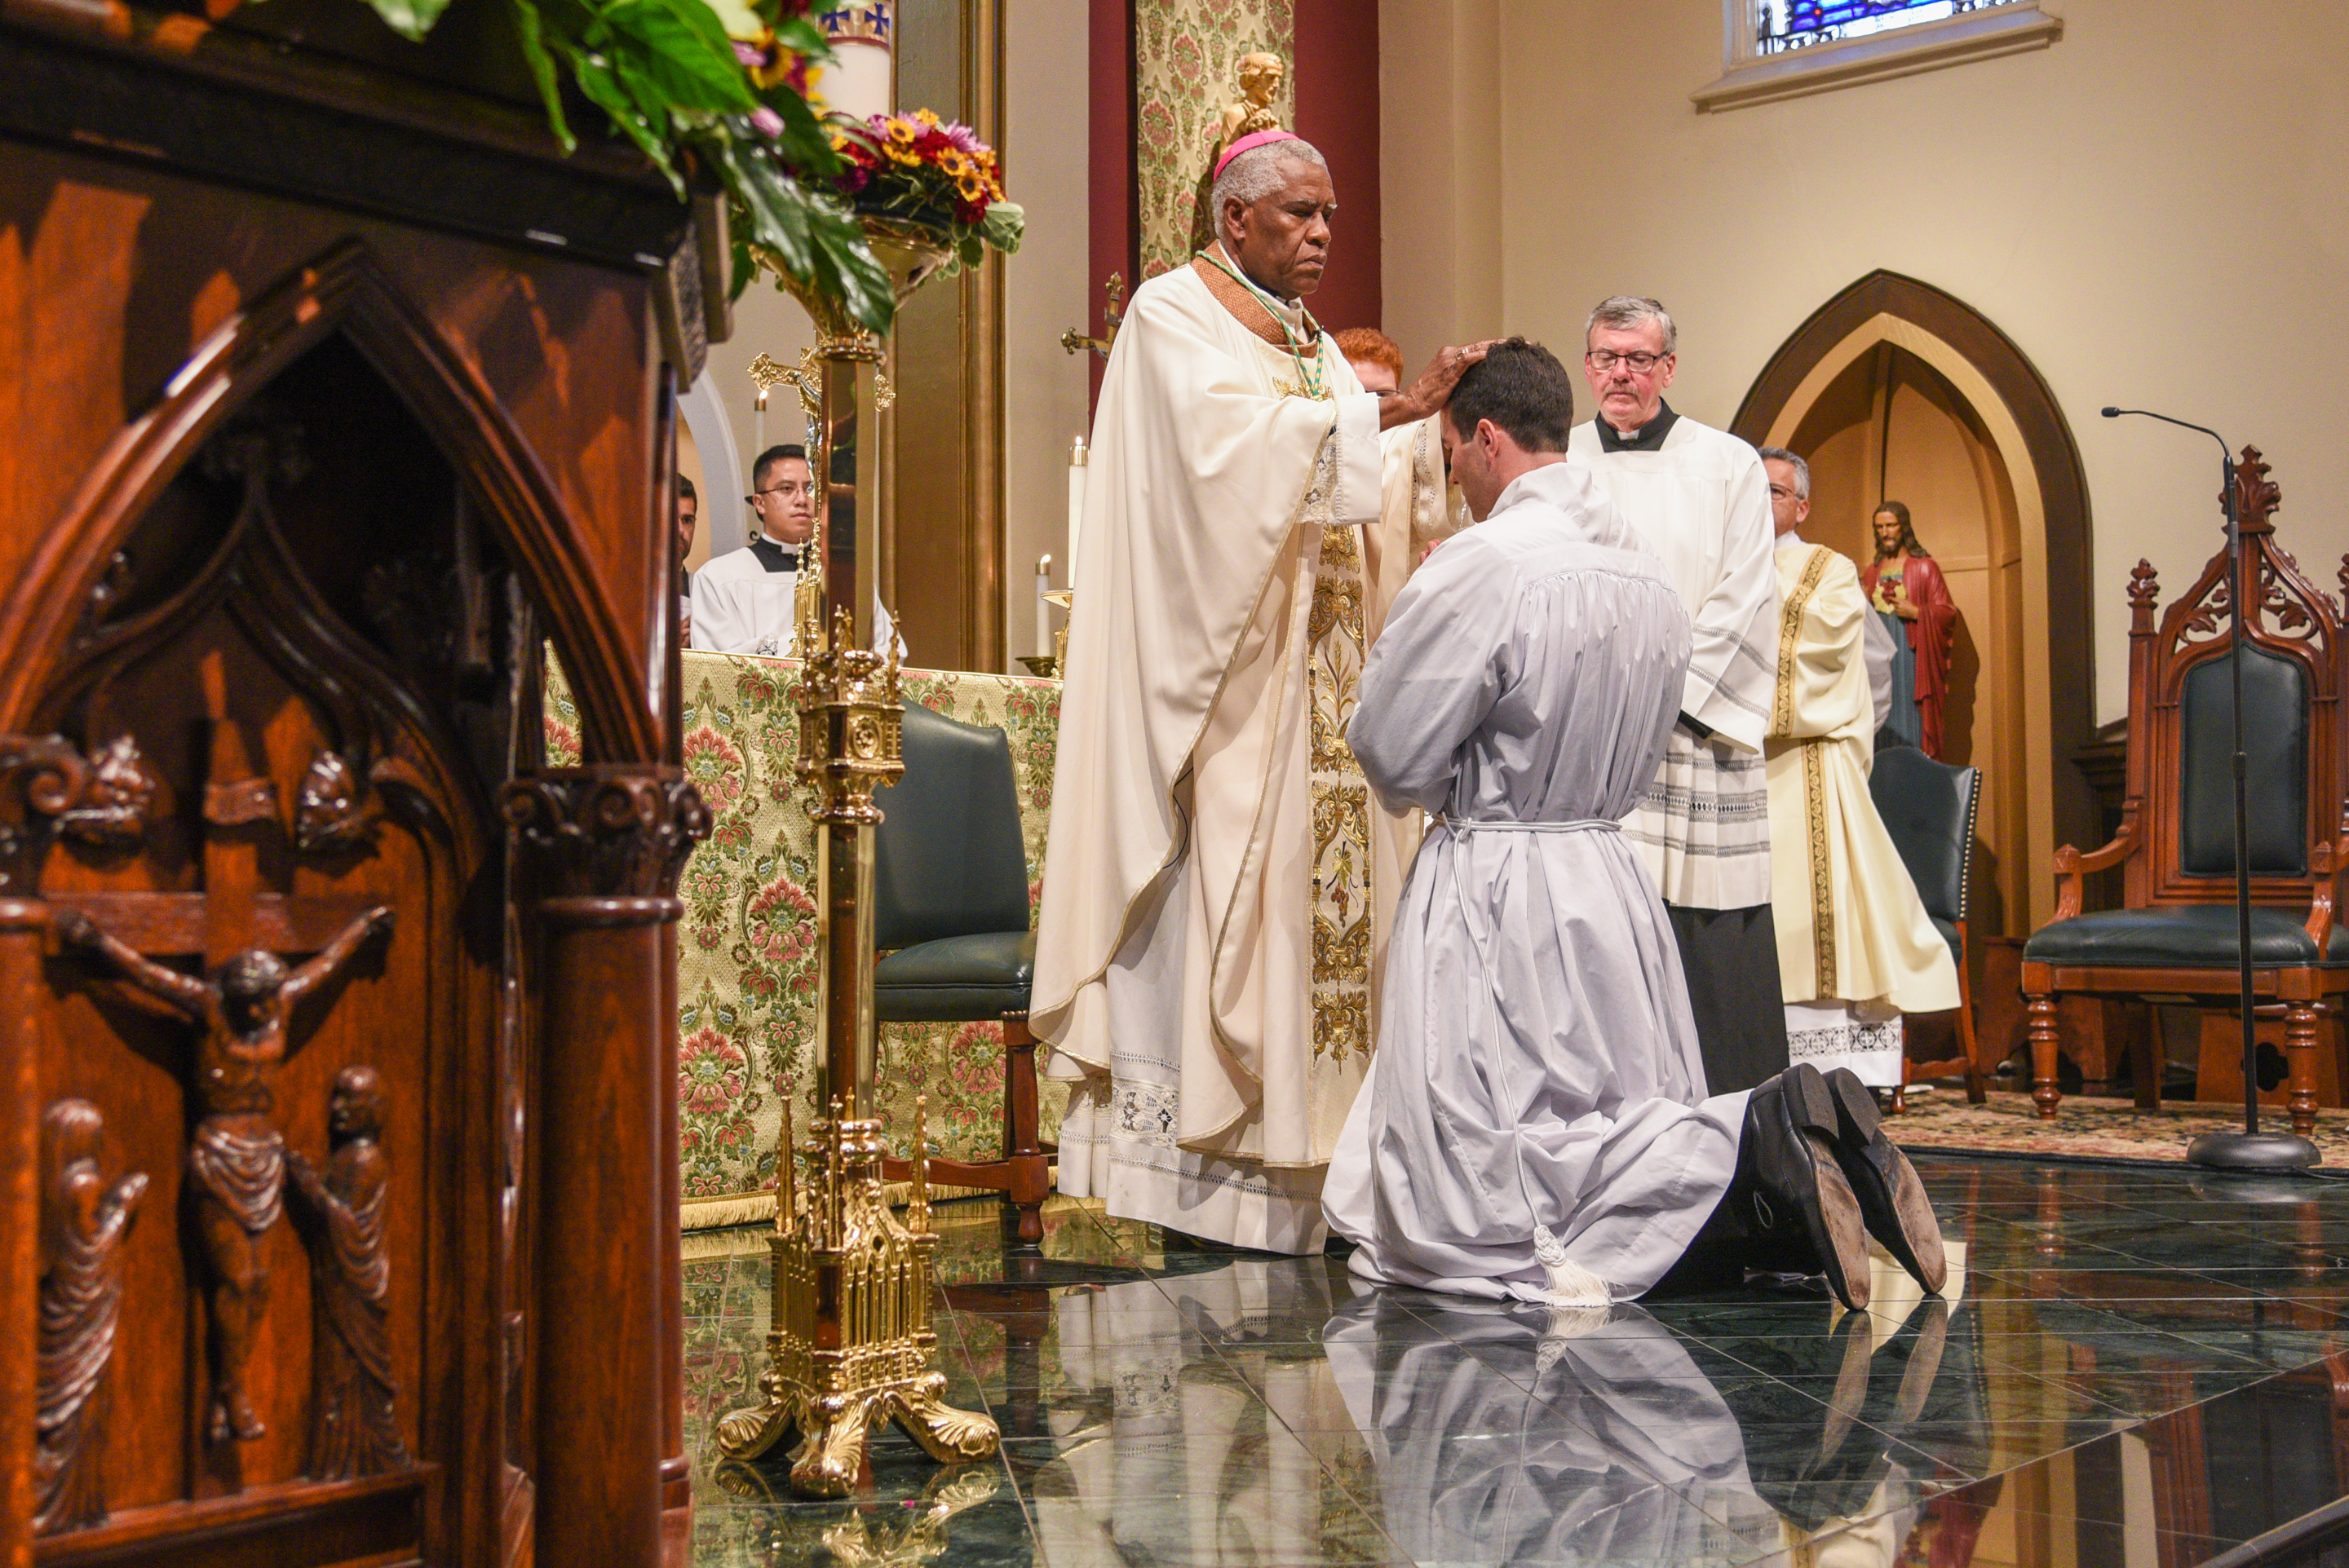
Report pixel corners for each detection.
[1566,410,1778,912]
[688,541,899,657]
[1322,462,1748,1305]
[1032,252,1442,1253]
[1767,537,1960,1085]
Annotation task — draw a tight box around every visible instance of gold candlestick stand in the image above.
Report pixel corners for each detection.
[714,219,1001,1495]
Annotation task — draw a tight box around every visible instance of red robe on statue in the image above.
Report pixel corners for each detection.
[1860,551,1958,758]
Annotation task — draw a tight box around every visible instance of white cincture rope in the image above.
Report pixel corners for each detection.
[1441,815,1621,1309]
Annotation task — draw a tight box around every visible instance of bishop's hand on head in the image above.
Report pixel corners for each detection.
[1382,339,1497,431]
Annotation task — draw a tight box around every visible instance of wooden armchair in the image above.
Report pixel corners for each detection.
[2020,450,2347,1134]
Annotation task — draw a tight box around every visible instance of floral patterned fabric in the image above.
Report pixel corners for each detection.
[1135,0,1295,281]
[545,651,1064,1225]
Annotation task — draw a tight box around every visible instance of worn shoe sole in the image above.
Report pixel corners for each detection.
[1822,1067,1949,1294]
[1781,1065,1873,1313]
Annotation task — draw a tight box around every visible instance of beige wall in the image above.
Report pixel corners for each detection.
[1004,0,1095,670]
[1380,0,1502,372]
[704,280,819,561]
[1385,0,2349,727]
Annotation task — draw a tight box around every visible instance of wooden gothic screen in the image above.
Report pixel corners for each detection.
[2,5,710,1566]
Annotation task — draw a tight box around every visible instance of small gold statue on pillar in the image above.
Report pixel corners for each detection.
[1194,52,1288,254]
[1214,51,1287,158]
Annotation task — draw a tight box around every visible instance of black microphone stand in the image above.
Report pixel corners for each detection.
[2102,408,2316,1170]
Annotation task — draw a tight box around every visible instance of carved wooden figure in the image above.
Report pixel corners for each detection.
[3,2,714,1554]
[294,751,374,855]
[34,1098,147,1536]
[287,1066,407,1480]
[54,904,392,1446]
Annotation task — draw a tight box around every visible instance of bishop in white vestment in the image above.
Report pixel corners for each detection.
[1031,131,1458,1253]
[1568,297,1786,1093]
[1758,450,1959,1087]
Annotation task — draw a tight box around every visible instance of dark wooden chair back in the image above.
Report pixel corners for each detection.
[1875,745,1988,1105]
[2101,449,2345,923]
[873,700,1032,950]
[2024,449,2349,1133]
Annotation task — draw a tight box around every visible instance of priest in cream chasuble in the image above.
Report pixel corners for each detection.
[1758,451,1958,1085]
[1032,131,1466,1252]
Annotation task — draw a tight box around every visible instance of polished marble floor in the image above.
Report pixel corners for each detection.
[685,1158,2349,1566]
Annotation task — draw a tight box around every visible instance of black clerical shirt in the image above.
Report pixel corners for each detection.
[748,536,801,572]
[1593,399,1680,453]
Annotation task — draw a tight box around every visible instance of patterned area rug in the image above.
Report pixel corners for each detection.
[1893,1086,2349,1166]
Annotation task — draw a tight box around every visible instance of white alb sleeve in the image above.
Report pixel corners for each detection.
[1329,392,1384,529]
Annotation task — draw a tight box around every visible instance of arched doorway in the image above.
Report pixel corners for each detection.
[1733,272,2095,934]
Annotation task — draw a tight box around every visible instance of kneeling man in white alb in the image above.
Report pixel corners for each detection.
[1322,339,1946,1311]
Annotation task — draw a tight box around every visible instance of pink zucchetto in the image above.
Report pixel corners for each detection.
[1213,128,1302,180]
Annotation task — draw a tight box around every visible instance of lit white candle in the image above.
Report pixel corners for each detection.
[1067,434,1088,582]
[1035,554,1053,660]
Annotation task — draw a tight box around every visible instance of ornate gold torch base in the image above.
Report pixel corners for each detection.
[713,587,998,1495]
[713,1101,997,1495]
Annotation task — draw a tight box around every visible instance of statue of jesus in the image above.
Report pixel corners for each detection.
[55,903,393,1444]
[1858,501,1959,758]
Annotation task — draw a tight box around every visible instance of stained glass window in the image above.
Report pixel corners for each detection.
[1758,0,2011,55]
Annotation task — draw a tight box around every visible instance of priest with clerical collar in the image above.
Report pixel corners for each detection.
[1032,126,1477,1253]
[692,442,895,657]
[1567,295,1787,1095]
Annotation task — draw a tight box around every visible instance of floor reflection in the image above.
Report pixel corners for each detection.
[686,1161,2349,1567]
[1325,1291,1993,1566]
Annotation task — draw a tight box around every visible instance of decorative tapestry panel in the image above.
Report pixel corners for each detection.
[546,651,1064,1224]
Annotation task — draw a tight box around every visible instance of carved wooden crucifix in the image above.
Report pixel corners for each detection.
[51,718,389,1455]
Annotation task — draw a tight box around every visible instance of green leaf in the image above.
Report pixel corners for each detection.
[359,0,455,42]
[507,0,575,150]
[729,229,759,302]
[980,200,1024,255]
[605,47,674,147]
[756,89,839,175]
[803,195,893,332]
[572,49,683,189]
[714,140,892,331]
[772,13,829,60]
[602,0,759,113]
[718,138,812,272]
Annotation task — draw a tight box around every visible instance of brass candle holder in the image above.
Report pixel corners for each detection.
[713,220,1000,1495]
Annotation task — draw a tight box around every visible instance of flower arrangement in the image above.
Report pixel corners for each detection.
[827,110,1024,273]
[343,0,898,329]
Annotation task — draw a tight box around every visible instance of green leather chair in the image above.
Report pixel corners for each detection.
[1869,744,1986,1105]
[2019,465,2347,1134]
[871,699,1050,1241]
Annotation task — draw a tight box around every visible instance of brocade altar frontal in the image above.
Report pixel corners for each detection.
[546,651,1064,1228]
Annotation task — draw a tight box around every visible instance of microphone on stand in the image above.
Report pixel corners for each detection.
[2101,407,2316,1170]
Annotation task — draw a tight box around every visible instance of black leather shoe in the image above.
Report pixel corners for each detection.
[1820,1066,1948,1294]
[1746,1065,1873,1312]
